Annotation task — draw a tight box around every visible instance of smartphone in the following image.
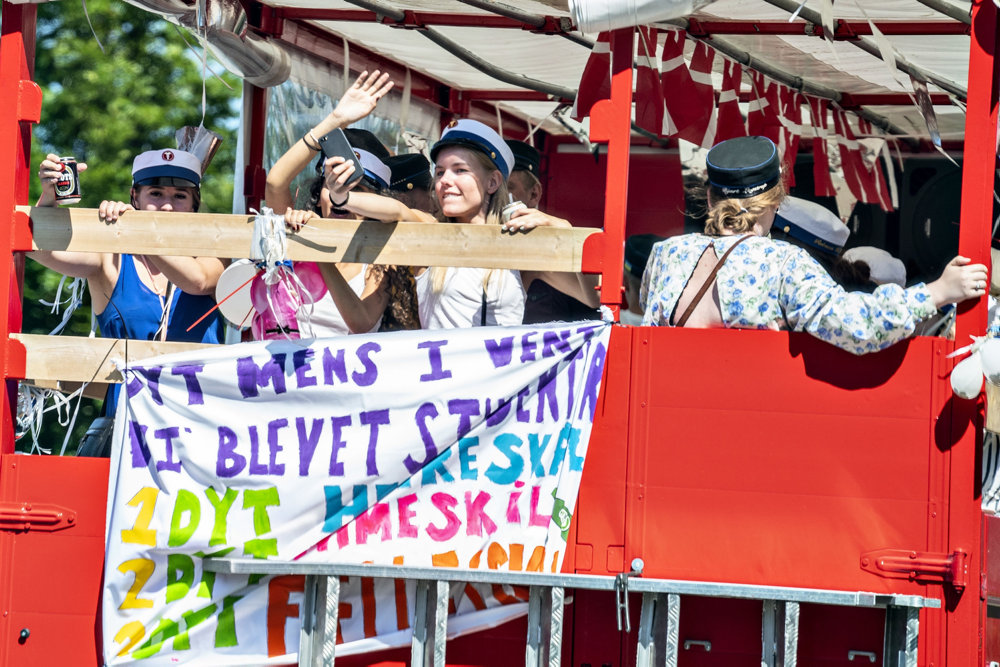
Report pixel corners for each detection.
[318,128,365,186]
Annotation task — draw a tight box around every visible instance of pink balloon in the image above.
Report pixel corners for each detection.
[250,263,329,340]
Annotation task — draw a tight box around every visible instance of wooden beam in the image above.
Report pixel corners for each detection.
[20,206,598,272]
[13,333,216,384]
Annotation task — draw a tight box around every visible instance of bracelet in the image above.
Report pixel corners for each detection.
[329,190,349,208]
[302,131,322,152]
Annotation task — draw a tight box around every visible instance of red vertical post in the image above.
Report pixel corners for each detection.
[582,28,634,312]
[244,84,269,212]
[0,4,38,455]
[949,2,998,665]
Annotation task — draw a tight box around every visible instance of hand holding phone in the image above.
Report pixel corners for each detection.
[318,129,364,188]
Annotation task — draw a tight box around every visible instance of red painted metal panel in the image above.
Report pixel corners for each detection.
[675,597,761,666]
[0,455,109,666]
[621,328,947,594]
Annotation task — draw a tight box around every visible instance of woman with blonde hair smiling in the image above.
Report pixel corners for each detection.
[321,118,598,328]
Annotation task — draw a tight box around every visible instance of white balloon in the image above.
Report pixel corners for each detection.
[980,339,1000,384]
[951,351,985,400]
[215,259,258,327]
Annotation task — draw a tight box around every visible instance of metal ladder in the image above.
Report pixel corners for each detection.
[203,558,939,667]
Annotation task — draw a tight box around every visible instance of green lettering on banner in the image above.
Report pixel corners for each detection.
[204,487,239,546]
[214,594,243,648]
[178,601,218,650]
[132,617,180,659]
[166,554,195,603]
[243,487,280,581]
[168,489,202,547]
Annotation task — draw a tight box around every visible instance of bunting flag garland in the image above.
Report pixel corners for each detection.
[572,31,612,121]
[856,117,895,212]
[778,85,803,188]
[746,70,783,146]
[634,26,663,135]
[807,96,837,197]
[714,58,747,142]
[660,31,717,146]
[832,106,879,206]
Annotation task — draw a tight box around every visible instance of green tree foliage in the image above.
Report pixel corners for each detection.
[16,0,241,452]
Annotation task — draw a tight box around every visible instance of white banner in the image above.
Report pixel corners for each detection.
[102,322,611,665]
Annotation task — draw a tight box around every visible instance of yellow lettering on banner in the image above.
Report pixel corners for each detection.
[114,621,146,657]
[122,487,159,546]
[118,558,156,609]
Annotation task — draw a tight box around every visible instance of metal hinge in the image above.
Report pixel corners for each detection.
[0,502,77,533]
[860,548,967,590]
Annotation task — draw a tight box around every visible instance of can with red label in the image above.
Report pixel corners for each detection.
[54,156,81,204]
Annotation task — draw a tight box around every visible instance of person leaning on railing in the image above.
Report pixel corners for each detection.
[317,118,600,329]
[32,148,227,455]
[640,135,988,355]
[266,69,419,335]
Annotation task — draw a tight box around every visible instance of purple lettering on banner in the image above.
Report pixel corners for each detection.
[360,409,390,476]
[458,437,479,480]
[129,366,163,404]
[448,398,480,439]
[576,323,602,341]
[293,349,318,388]
[417,340,452,381]
[296,417,323,476]
[528,433,551,477]
[129,421,151,468]
[520,331,538,363]
[322,347,348,385]
[516,387,532,423]
[484,433,524,484]
[578,341,607,421]
[154,427,182,472]
[170,364,205,405]
[535,366,560,422]
[268,418,288,475]
[248,425,268,475]
[329,415,352,476]
[541,330,572,357]
[426,492,460,541]
[465,491,497,537]
[236,354,287,398]
[485,397,512,426]
[564,347,584,411]
[484,336,514,368]
[404,402,438,473]
[352,342,381,386]
[216,426,246,478]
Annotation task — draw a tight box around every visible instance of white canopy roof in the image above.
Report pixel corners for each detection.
[252,0,972,142]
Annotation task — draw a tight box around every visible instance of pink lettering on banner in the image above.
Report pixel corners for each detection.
[396,493,419,538]
[464,491,497,537]
[426,493,460,541]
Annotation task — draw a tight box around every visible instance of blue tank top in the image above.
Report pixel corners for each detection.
[97,254,223,414]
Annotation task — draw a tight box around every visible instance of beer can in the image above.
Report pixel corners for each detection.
[54,157,81,205]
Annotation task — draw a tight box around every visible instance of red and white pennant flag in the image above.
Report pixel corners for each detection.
[806,96,837,197]
[572,31,612,121]
[833,106,887,209]
[660,31,717,146]
[714,58,747,142]
[634,26,663,135]
[856,117,895,212]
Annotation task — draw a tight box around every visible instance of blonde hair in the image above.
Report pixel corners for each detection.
[431,148,509,293]
[704,180,787,236]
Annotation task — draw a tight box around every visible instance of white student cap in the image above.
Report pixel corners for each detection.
[773,196,849,256]
[132,149,202,188]
[843,246,907,287]
[431,119,515,179]
[354,149,391,190]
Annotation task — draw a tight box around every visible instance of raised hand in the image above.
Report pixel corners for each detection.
[323,156,361,207]
[331,70,393,126]
[37,153,88,207]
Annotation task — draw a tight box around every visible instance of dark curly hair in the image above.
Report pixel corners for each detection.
[372,265,420,331]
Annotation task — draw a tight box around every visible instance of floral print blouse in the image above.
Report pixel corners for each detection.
[640,234,938,355]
